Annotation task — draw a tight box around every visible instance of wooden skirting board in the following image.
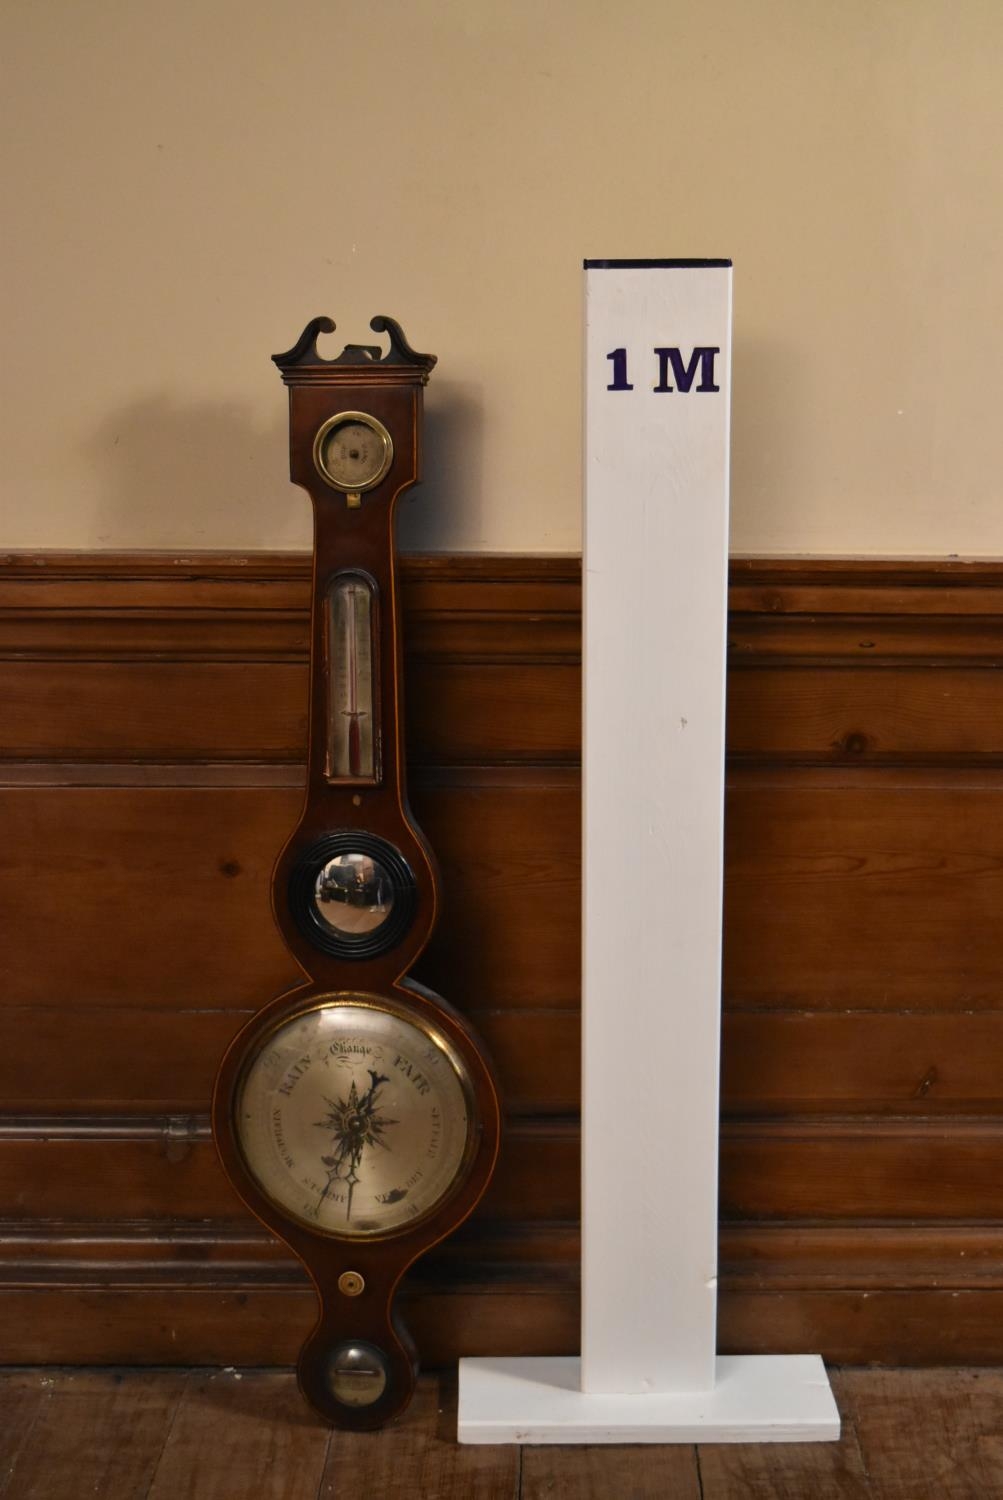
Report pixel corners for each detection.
[2,551,1003,1364]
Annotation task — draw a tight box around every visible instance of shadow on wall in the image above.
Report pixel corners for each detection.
[86,394,297,550]
[729,337,808,547]
[395,377,486,553]
[85,378,486,553]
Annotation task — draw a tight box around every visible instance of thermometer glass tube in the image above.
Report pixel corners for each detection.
[327,574,378,782]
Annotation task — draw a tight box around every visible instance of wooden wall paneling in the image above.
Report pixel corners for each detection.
[20,1214,988,1285]
[0,786,304,1007]
[0,774,578,1010]
[14,657,1003,769]
[406,662,581,765]
[3,1220,1002,1367]
[11,769,1003,1016]
[3,553,1003,1366]
[0,659,579,765]
[5,1003,1003,1120]
[7,1114,1003,1226]
[7,1283,1003,1369]
[727,666,1003,764]
[721,1011,1003,1115]
[0,662,308,762]
[719,1290,1003,1368]
[0,1286,582,1367]
[718,1119,1003,1220]
[0,1119,581,1225]
[0,1006,581,1117]
[723,772,1003,1010]
[412,770,581,1009]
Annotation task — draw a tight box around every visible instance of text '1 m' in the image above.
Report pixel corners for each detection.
[606,347,720,393]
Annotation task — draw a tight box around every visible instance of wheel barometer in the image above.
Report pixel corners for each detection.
[212,316,501,1429]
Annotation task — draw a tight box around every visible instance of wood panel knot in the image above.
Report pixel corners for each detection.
[832,729,873,757]
[913,1065,939,1099]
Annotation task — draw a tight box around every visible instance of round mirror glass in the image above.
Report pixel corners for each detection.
[313,852,394,936]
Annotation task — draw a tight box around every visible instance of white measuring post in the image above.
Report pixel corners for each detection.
[458,261,838,1444]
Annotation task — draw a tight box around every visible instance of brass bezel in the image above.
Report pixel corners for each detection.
[312,411,394,494]
[232,992,478,1243]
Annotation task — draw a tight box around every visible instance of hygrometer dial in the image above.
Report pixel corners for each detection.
[313,411,393,493]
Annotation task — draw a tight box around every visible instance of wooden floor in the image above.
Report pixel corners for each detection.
[0,1367,1000,1498]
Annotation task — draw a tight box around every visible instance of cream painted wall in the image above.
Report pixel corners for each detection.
[3,0,1001,555]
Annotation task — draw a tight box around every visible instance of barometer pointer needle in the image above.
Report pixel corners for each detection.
[316,1070,394,1222]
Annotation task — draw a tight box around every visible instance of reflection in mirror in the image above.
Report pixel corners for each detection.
[328,1342,388,1407]
[313,853,395,936]
[328,575,378,781]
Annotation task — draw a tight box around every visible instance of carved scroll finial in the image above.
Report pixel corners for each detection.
[369,316,436,370]
[271,317,337,370]
[272,316,437,378]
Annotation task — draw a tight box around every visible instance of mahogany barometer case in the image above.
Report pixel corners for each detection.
[211,316,501,1429]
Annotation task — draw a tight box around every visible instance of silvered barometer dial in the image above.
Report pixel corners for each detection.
[236,999,474,1237]
[211,315,500,1433]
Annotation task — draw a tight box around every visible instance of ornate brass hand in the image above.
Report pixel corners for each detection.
[316,1070,396,1221]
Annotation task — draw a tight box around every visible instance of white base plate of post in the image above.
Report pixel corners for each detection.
[458,1354,840,1445]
